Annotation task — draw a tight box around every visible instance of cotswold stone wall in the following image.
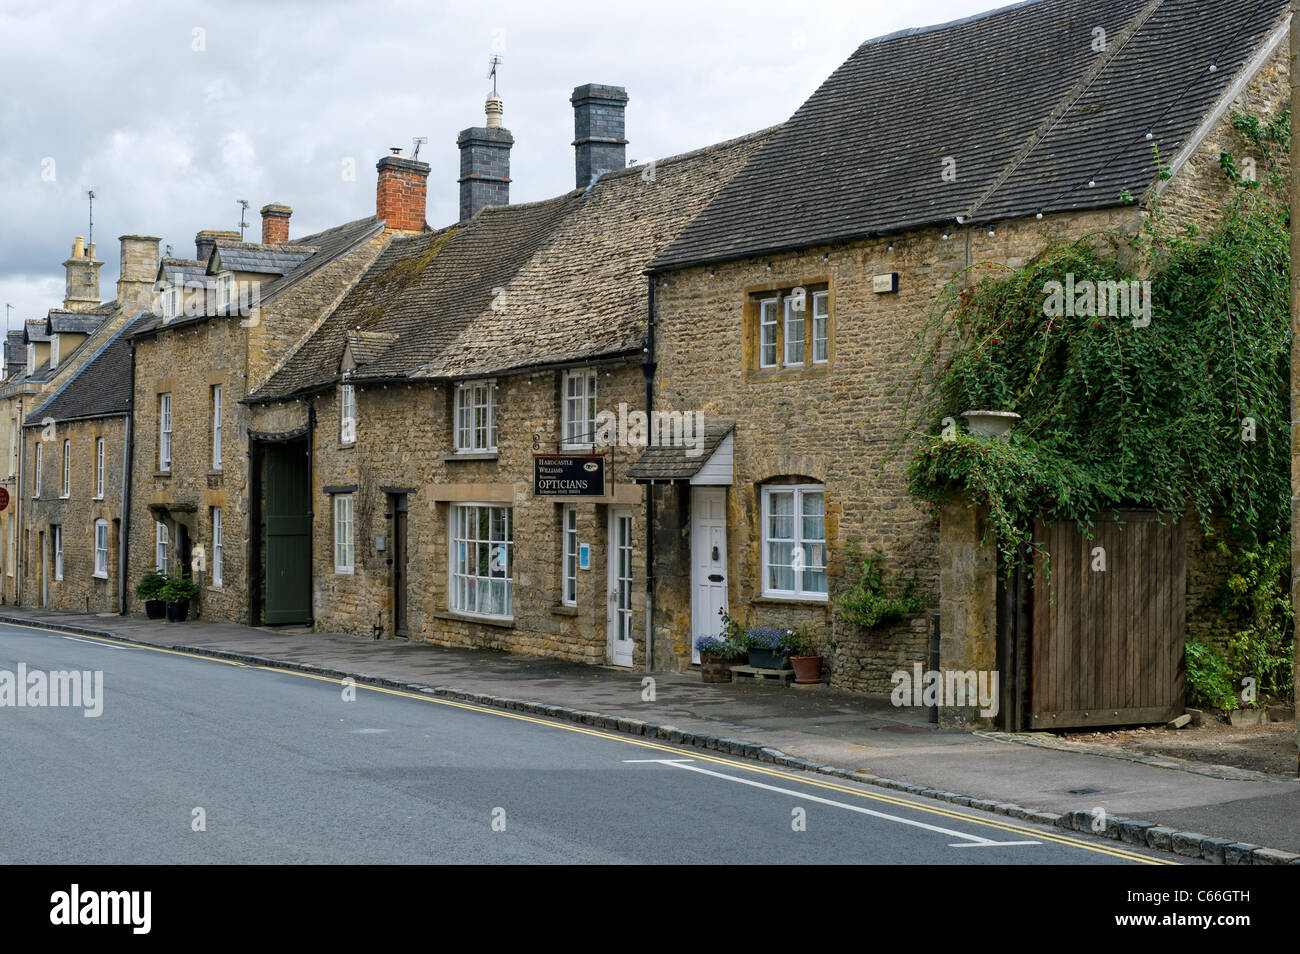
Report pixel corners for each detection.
[129,317,248,623]
[272,362,650,665]
[21,416,127,614]
[828,612,934,695]
[651,206,1139,671]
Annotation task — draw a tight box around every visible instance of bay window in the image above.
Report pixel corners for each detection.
[449,503,513,619]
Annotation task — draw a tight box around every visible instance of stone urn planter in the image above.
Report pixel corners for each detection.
[962,410,1021,440]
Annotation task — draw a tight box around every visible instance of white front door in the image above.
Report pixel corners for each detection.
[690,486,728,664]
[606,508,635,667]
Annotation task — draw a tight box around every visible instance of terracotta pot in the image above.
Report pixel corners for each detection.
[700,654,732,683]
[790,654,823,685]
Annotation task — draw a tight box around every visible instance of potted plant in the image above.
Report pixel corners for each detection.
[135,570,168,620]
[745,625,794,670]
[160,575,199,622]
[787,628,824,685]
[718,608,748,665]
[695,635,735,683]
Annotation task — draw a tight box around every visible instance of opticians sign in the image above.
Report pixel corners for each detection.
[533,454,606,497]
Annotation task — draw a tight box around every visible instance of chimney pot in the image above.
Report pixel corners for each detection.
[260,204,293,245]
[571,84,628,190]
[62,236,102,310]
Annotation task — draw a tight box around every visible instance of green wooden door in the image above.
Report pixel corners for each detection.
[264,441,311,624]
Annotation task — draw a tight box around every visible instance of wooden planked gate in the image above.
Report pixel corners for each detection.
[1030,511,1186,730]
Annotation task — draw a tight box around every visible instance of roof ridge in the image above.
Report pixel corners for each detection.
[857,0,1051,49]
[599,124,782,183]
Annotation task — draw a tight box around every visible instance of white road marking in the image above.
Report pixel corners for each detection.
[56,635,128,650]
[626,758,1038,849]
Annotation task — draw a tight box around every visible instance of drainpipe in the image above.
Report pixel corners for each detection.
[643,274,657,673]
[306,399,316,628]
[119,339,137,614]
[1289,0,1300,770]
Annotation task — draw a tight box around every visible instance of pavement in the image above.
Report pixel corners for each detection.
[2,606,1298,860]
[0,621,1169,864]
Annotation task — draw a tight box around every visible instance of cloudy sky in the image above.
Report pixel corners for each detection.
[0,0,997,332]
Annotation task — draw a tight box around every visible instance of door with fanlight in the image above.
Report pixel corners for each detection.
[606,508,635,667]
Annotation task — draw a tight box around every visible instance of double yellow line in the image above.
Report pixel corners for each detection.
[10,620,1174,865]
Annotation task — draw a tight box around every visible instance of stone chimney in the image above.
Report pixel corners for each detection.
[62,236,102,311]
[571,84,628,189]
[195,230,240,263]
[457,97,513,220]
[260,204,292,244]
[375,150,430,233]
[116,235,161,314]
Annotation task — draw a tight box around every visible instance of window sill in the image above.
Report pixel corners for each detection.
[207,468,223,476]
[335,567,355,575]
[751,594,830,607]
[442,451,499,461]
[551,603,579,616]
[433,609,515,629]
[92,572,108,580]
[153,470,172,478]
[59,494,69,500]
[92,495,104,502]
[559,445,596,453]
[339,442,356,450]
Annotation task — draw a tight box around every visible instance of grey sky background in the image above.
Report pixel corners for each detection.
[0,0,996,332]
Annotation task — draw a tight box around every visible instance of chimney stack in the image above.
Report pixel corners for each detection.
[62,236,102,311]
[571,84,628,189]
[260,204,292,244]
[457,97,513,220]
[195,230,240,263]
[116,235,161,314]
[375,149,430,233]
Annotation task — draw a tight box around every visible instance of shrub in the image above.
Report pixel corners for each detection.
[134,570,168,601]
[1185,638,1241,711]
[835,548,924,629]
[159,576,199,603]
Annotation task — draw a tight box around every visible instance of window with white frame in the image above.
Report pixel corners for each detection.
[53,525,63,581]
[759,297,779,368]
[340,383,356,445]
[33,443,41,498]
[158,393,172,472]
[61,439,70,497]
[812,291,829,363]
[449,503,513,618]
[50,335,60,368]
[9,420,16,476]
[211,384,223,469]
[217,273,234,310]
[562,505,578,606]
[783,296,806,366]
[454,380,497,452]
[333,495,354,573]
[94,520,109,579]
[95,438,105,499]
[211,507,223,587]
[561,369,597,448]
[155,521,168,572]
[761,484,828,600]
[160,281,181,320]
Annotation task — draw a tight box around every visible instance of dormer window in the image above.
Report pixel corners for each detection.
[340,383,356,445]
[159,280,182,320]
[217,273,235,310]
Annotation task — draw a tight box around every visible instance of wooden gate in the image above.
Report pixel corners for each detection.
[1030,511,1185,729]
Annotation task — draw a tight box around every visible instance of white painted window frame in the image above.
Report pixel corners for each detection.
[561,369,598,450]
[448,503,513,620]
[812,290,830,364]
[93,519,109,579]
[340,383,356,445]
[759,296,779,368]
[95,437,105,499]
[159,393,172,472]
[334,494,355,574]
[60,439,70,498]
[760,483,828,601]
[562,504,578,606]
[212,506,223,587]
[454,380,497,453]
[54,525,63,581]
[212,384,223,470]
[155,521,168,572]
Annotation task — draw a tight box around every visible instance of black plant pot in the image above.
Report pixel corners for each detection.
[165,601,190,623]
[145,599,165,620]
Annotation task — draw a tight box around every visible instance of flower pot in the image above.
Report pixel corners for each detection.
[962,410,1021,440]
[700,654,732,683]
[748,648,791,670]
[790,654,823,685]
[165,601,190,623]
[145,599,165,620]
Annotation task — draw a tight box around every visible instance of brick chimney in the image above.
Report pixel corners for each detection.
[571,84,628,189]
[62,236,102,311]
[195,230,240,263]
[457,96,513,220]
[116,235,161,314]
[260,204,292,244]
[375,150,430,233]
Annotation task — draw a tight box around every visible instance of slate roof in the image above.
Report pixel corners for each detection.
[135,216,383,338]
[251,128,770,399]
[211,242,318,276]
[26,312,153,424]
[652,0,1289,270]
[24,319,50,344]
[156,257,206,285]
[627,420,735,481]
[4,331,26,376]
[47,310,104,335]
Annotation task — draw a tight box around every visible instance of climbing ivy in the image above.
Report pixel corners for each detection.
[901,110,1293,703]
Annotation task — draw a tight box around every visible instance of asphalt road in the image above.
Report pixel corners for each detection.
[0,622,1177,864]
